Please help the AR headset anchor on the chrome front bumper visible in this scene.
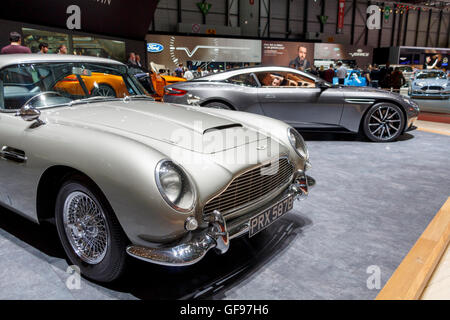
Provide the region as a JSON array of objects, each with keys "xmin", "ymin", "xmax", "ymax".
[{"xmin": 126, "ymin": 172, "xmax": 315, "ymax": 267}]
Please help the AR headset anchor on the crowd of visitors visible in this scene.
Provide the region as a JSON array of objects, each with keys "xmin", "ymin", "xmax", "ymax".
[
  {"xmin": 0, "ymin": 31, "xmax": 68, "ymax": 55},
  {"xmin": 315, "ymin": 62, "xmax": 409, "ymax": 91}
]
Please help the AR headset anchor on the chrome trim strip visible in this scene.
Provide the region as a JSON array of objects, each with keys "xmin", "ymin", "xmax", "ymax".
[{"xmin": 344, "ymin": 98, "xmax": 375, "ymax": 104}]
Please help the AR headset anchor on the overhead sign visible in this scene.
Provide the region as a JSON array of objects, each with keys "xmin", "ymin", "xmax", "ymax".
[
  {"xmin": 0, "ymin": 0, "xmax": 158, "ymax": 40},
  {"xmin": 197, "ymin": 2, "xmax": 212, "ymax": 15},
  {"xmin": 147, "ymin": 43, "xmax": 164, "ymax": 53},
  {"xmin": 146, "ymin": 34, "xmax": 261, "ymax": 67},
  {"xmin": 192, "ymin": 23, "xmax": 201, "ymax": 33},
  {"xmin": 337, "ymin": 0, "xmax": 346, "ymax": 34}
]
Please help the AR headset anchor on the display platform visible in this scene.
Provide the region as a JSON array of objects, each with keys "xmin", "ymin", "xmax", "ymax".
[{"xmin": 0, "ymin": 129, "xmax": 449, "ymax": 300}]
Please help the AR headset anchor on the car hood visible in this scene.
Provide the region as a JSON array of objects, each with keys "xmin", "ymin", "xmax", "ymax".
[
  {"xmin": 412, "ymin": 78, "xmax": 448, "ymax": 86},
  {"xmin": 44, "ymin": 100, "xmax": 267, "ymax": 154}
]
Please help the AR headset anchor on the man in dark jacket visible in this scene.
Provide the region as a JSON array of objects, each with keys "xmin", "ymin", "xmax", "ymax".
[
  {"xmin": 1, "ymin": 32, "xmax": 31, "ymax": 54},
  {"xmin": 322, "ymin": 64, "xmax": 335, "ymax": 83}
]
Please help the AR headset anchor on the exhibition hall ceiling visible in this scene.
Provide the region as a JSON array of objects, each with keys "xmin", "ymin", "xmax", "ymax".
[{"xmin": 395, "ymin": 0, "xmax": 450, "ymax": 9}]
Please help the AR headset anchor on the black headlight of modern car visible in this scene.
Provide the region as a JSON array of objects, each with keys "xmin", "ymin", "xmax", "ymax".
[
  {"xmin": 155, "ymin": 160, "xmax": 196, "ymax": 212},
  {"xmin": 401, "ymin": 96, "xmax": 420, "ymax": 111},
  {"xmin": 288, "ymin": 127, "xmax": 309, "ymax": 160}
]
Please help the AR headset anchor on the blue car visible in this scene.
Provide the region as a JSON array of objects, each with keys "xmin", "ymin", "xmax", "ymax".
[
  {"xmin": 409, "ymin": 70, "xmax": 450, "ymax": 99},
  {"xmin": 333, "ymin": 69, "xmax": 367, "ymax": 86}
]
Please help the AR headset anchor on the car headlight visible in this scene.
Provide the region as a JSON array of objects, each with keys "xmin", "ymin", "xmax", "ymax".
[
  {"xmin": 155, "ymin": 160, "xmax": 196, "ymax": 212},
  {"xmin": 401, "ymin": 96, "xmax": 420, "ymax": 110},
  {"xmin": 288, "ymin": 127, "xmax": 309, "ymax": 160}
]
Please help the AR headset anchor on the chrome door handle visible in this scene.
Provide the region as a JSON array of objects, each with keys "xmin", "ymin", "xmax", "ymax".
[
  {"xmin": 0, "ymin": 146, "xmax": 27, "ymax": 163},
  {"xmin": 264, "ymin": 94, "xmax": 276, "ymax": 99}
]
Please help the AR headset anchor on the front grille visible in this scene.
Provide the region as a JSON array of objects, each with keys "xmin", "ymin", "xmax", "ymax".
[
  {"xmin": 203, "ymin": 157, "xmax": 294, "ymax": 217},
  {"xmin": 421, "ymin": 86, "xmax": 443, "ymax": 91}
]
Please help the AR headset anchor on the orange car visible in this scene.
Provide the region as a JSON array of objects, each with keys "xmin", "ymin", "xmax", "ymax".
[
  {"xmin": 150, "ymin": 72, "xmax": 185, "ymax": 100},
  {"xmin": 54, "ymin": 73, "xmax": 130, "ymax": 98},
  {"xmin": 128, "ymin": 64, "xmax": 186, "ymax": 101}
]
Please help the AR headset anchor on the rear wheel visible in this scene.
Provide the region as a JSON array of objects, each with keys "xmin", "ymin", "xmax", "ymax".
[
  {"xmin": 203, "ymin": 101, "xmax": 232, "ymax": 110},
  {"xmin": 362, "ymin": 103, "xmax": 405, "ymax": 142},
  {"xmin": 92, "ymin": 84, "xmax": 116, "ymax": 97},
  {"xmin": 55, "ymin": 175, "xmax": 127, "ymax": 282}
]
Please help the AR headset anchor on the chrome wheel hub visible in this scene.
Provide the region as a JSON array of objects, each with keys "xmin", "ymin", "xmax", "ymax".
[
  {"xmin": 368, "ymin": 106, "xmax": 401, "ymax": 140},
  {"xmin": 63, "ymin": 191, "xmax": 109, "ymax": 264}
]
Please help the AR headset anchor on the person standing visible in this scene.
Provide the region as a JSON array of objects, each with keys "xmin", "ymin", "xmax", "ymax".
[
  {"xmin": 57, "ymin": 45, "xmax": 67, "ymax": 54},
  {"xmin": 37, "ymin": 42, "xmax": 48, "ymax": 54},
  {"xmin": 370, "ymin": 64, "xmax": 381, "ymax": 88},
  {"xmin": 183, "ymin": 68, "xmax": 194, "ymax": 80},
  {"xmin": 336, "ymin": 62, "xmax": 347, "ymax": 85},
  {"xmin": 174, "ymin": 63, "xmax": 184, "ymax": 77},
  {"xmin": 362, "ymin": 65, "xmax": 371, "ymax": 86},
  {"xmin": 322, "ymin": 64, "xmax": 335, "ymax": 83},
  {"xmin": 135, "ymin": 54, "xmax": 142, "ymax": 67},
  {"xmin": 1, "ymin": 32, "xmax": 31, "ymax": 54},
  {"xmin": 390, "ymin": 67, "xmax": 406, "ymax": 91},
  {"xmin": 127, "ymin": 52, "xmax": 136, "ymax": 65}
]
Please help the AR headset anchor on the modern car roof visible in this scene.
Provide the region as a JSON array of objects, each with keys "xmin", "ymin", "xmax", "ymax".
[
  {"xmin": 0, "ymin": 54, "xmax": 124, "ymax": 69},
  {"xmin": 200, "ymin": 66, "xmax": 318, "ymax": 81}
]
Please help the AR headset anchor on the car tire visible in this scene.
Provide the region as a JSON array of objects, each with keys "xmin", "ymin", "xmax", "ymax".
[
  {"xmin": 203, "ymin": 101, "xmax": 232, "ymax": 110},
  {"xmin": 362, "ymin": 102, "xmax": 405, "ymax": 142},
  {"xmin": 92, "ymin": 84, "xmax": 117, "ymax": 98},
  {"xmin": 55, "ymin": 175, "xmax": 128, "ymax": 282}
]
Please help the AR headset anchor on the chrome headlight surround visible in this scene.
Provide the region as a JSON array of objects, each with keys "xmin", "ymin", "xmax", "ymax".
[
  {"xmin": 155, "ymin": 160, "xmax": 196, "ymax": 213},
  {"xmin": 288, "ymin": 127, "xmax": 309, "ymax": 160}
]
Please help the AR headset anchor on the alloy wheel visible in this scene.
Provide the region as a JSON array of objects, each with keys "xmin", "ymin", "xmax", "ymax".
[{"xmin": 368, "ymin": 106, "xmax": 402, "ymax": 141}]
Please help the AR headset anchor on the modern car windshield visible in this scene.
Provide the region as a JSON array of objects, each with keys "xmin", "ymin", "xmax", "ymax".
[
  {"xmin": 416, "ymin": 71, "xmax": 446, "ymax": 80},
  {"xmin": 0, "ymin": 62, "xmax": 150, "ymax": 110}
]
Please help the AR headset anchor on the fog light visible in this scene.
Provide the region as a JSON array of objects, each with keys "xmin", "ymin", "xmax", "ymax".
[{"xmin": 185, "ymin": 216, "xmax": 198, "ymax": 231}]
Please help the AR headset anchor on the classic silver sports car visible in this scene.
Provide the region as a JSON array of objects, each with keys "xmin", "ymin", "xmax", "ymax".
[
  {"xmin": 164, "ymin": 66, "xmax": 420, "ymax": 142},
  {"xmin": 0, "ymin": 55, "xmax": 314, "ymax": 282},
  {"xmin": 409, "ymin": 70, "xmax": 450, "ymax": 99}
]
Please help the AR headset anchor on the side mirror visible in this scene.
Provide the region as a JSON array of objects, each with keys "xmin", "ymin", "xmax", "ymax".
[
  {"xmin": 16, "ymin": 104, "xmax": 45, "ymax": 127},
  {"xmin": 316, "ymin": 81, "xmax": 329, "ymax": 91}
]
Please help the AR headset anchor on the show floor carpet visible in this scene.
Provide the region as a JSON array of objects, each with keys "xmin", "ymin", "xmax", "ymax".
[{"xmin": 0, "ymin": 130, "xmax": 449, "ymax": 300}]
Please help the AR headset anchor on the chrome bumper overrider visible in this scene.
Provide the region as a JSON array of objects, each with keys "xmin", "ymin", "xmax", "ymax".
[{"xmin": 126, "ymin": 172, "xmax": 315, "ymax": 267}]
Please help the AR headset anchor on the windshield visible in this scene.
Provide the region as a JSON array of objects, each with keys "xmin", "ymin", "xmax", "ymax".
[
  {"xmin": 0, "ymin": 62, "xmax": 149, "ymax": 110},
  {"xmin": 416, "ymin": 71, "xmax": 446, "ymax": 80}
]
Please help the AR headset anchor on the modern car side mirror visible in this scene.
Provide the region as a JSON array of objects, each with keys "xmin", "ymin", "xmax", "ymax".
[{"xmin": 16, "ymin": 104, "xmax": 45, "ymax": 127}]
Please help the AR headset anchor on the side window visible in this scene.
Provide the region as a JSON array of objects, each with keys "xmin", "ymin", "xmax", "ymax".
[
  {"xmin": 256, "ymin": 71, "xmax": 316, "ymax": 88},
  {"xmin": 226, "ymin": 73, "xmax": 258, "ymax": 87},
  {"xmin": 0, "ymin": 65, "xmax": 44, "ymax": 110}
]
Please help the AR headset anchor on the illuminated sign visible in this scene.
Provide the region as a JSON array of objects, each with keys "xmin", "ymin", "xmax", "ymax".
[{"xmin": 147, "ymin": 43, "xmax": 164, "ymax": 53}]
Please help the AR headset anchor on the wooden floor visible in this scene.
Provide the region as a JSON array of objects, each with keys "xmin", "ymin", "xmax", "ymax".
[
  {"xmin": 421, "ymin": 243, "xmax": 450, "ymax": 300},
  {"xmin": 376, "ymin": 198, "xmax": 450, "ymax": 300}
]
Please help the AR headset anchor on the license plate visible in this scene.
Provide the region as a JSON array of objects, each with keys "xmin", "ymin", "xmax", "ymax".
[{"xmin": 248, "ymin": 195, "xmax": 294, "ymax": 238}]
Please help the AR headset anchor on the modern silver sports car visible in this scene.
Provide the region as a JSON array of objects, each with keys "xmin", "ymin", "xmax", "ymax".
[
  {"xmin": 164, "ymin": 66, "xmax": 420, "ymax": 142},
  {"xmin": 409, "ymin": 70, "xmax": 450, "ymax": 99},
  {"xmin": 0, "ymin": 55, "xmax": 314, "ymax": 282}
]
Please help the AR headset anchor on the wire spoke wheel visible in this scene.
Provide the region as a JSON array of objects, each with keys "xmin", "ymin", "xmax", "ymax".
[
  {"xmin": 63, "ymin": 191, "xmax": 110, "ymax": 264},
  {"xmin": 368, "ymin": 105, "xmax": 402, "ymax": 141}
]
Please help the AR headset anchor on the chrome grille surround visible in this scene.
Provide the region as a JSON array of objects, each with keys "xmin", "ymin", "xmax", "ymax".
[{"xmin": 203, "ymin": 156, "xmax": 295, "ymax": 218}]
